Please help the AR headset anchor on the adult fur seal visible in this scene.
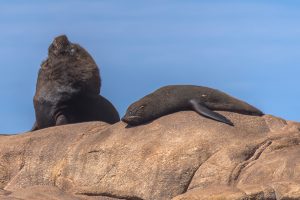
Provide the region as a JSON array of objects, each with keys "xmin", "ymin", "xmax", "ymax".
[
  {"xmin": 32, "ymin": 35, "xmax": 119, "ymax": 131},
  {"xmin": 122, "ymin": 85, "xmax": 263, "ymax": 126}
]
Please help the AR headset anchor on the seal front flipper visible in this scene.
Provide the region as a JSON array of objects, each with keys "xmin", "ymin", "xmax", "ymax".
[
  {"xmin": 55, "ymin": 114, "xmax": 68, "ymax": 126},
  {"xmin": 189, "ymin": 99, "xmax": 234, "ymax": 126},
  {"xmin": 30, "ymin": 121, "xmax": 39, "ymax": 131}
]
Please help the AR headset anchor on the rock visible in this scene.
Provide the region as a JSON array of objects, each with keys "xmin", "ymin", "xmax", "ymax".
[
  {"xmin": 0, "ymin": 111, "xmax": 300, "ymax": 199},
  {"xmin": 0, "ymin": 186, "xmax": 122, "ymax": 200}
]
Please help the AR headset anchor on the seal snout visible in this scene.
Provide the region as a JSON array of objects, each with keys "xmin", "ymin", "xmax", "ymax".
[
  {"xmin": 49, "ymin": 35, "xmax": 71, "ymax": 56},
  {"xmin": 121, "ymin": 115, "xmax": 143, "ymax": 125},
  {"xmin": 53, "ymin": 35, "xmax": 70, "ymax": 46}
]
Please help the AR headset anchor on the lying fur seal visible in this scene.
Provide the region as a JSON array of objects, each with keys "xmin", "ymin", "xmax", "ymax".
[
  {"xmin": 32, "ymin": 35, "xmax": 119, "ymax": 131},
  {"xmin": 122, "ymin": 85, "xmax": 263, "ymax": 126}
]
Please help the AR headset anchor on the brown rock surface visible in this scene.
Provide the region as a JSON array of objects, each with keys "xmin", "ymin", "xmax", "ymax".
[{"xmin": 0, "ymin": 111, "xmax": 300, "ymax": 200}]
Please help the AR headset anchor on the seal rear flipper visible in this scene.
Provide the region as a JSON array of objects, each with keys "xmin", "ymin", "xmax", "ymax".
[{"xmin": 189, "ymin": 99, "xmax": 234, "ymax": 126}]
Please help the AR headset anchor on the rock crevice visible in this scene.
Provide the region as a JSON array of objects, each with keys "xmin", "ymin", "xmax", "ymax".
[{"xmin": 229, "ymin": 140, "xmax": 272, "ymax": 185}]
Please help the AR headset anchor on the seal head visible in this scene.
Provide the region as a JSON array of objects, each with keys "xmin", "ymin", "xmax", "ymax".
[
  {"xmin": 122, "ymin": 91, "xmax": 169, "ymax": 125},
  {"xmin": 122, "ymin": 103, "xmax": 148, "ymax": 125}
]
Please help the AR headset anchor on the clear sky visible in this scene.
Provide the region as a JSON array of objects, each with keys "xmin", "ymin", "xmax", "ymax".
[{"xmin": 1, "ymin": 1, "xmax": 300, "ymax": 133}]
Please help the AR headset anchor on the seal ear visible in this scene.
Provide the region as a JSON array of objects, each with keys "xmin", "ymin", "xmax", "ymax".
[{"xmin": 189, "ymin": 99, "xmax": 234, "ymax": 126}]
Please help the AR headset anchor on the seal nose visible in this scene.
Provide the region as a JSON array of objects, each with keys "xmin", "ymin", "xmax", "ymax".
[
  {"xmin": 121, "ymin": 114, "xmax": 131, "ymax": 123},
  {"xmin": 121, "ymin": 116, "xmax": 143, "ymax": 125},
  {"xmin": 121, "ymin": 116, "xmax": 127, "ymax": 122}
]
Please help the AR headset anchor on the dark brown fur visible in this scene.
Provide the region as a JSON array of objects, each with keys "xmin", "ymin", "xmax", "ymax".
[
  {"xmin": 122, "ymin": 85, "xmax": 263, "ymax": 126},
  {"xmin": 32, "ymin": 35, "xmax": 119, "ymax": 131}
]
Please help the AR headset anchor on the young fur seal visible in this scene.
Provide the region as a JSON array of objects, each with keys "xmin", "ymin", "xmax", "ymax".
[
  {"xmin": 31, "ymin": 35, "xmax": 119, "ymax": 131},
  {"xmin": 122, "ymin": 85, "xmax": 263, "ymax": 126}
]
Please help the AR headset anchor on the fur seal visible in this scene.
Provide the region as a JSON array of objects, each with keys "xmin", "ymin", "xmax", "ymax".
[
  {"xmin": 122, "ymin": 85, "xmax": 263, "ymax": 126},
  {"xmin": 32, "ymin": 35, "xmax": 119, "ymax": 131}
]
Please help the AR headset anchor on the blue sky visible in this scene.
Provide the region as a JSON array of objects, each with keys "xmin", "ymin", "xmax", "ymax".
[{"xmin": 1, "ymin": 1, "xmax": 300, "ymax": 133}]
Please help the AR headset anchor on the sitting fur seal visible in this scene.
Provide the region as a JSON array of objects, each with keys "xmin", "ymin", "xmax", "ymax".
[
  {"xmin": 122, "ymin": 85, "xmax": 263, "ymax": 126},
  {"xmin": 32, "ymin": 35, "xmax": 119, "ymax": 131}
]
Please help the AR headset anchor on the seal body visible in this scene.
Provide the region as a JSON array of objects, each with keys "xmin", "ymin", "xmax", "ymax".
[
  {"xmin": 122, "ymin": 85, "xmax": 263, "ymax": 126},
  {"xmin": 32, "ymin": 35, "xmax": 119, "ymax": 131}
]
